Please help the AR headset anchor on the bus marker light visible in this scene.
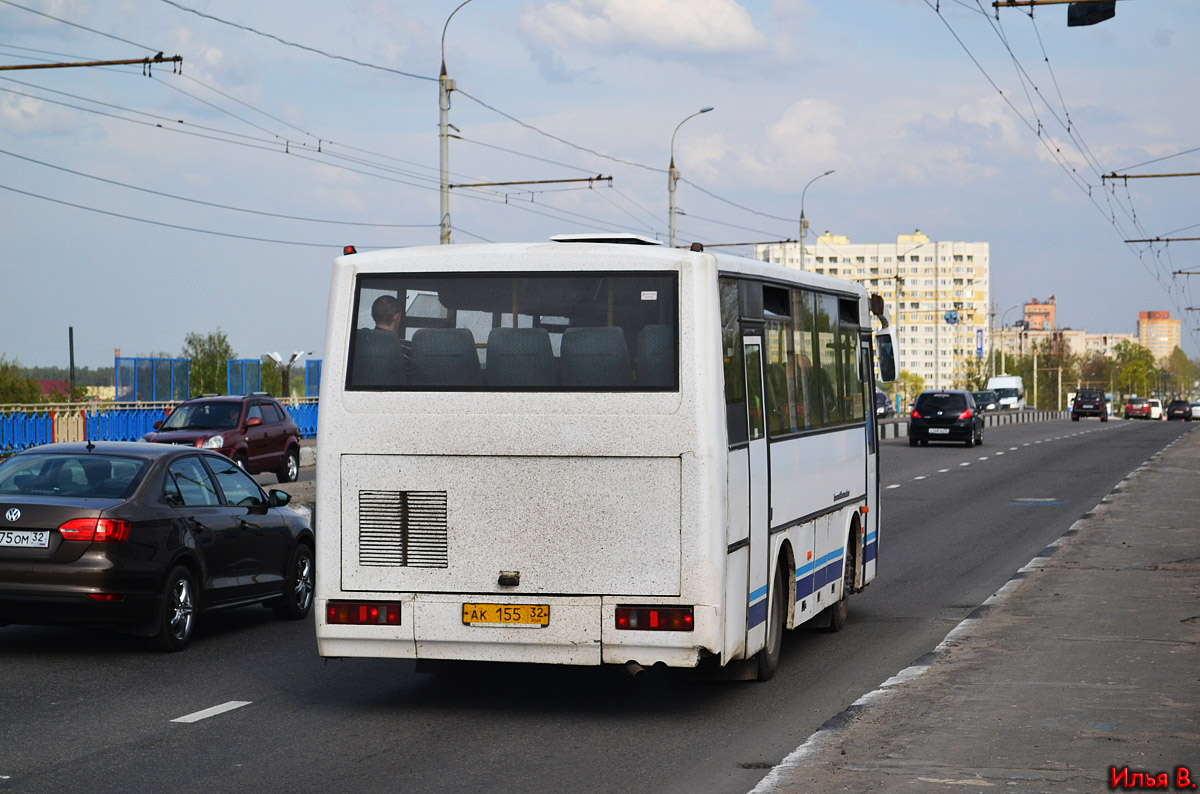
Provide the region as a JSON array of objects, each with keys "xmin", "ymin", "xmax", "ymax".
[
  {"xmin": 615, "ymin": 606, "xmax": 693, "ymax": 631},
  {"xmin": 326, "ymin": 600, "xmax": 400, "ymax": 625}
]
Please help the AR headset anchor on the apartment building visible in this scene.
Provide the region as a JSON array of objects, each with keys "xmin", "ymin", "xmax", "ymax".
[
  {"xmin": 757, "ymin": 231, "xmax": 990, "ymax": 390},
  {"xmin": 993, "ymin": 327, "xmax": 1136, "ymax": 361},
  {"xmin": 1137, "ymin": 311, "xmax": 1181, "ymax": 363}
]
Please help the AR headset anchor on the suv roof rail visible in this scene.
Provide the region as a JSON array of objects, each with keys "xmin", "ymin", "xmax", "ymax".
[{"xmin": 250, "ymin": 391, "xmax": 274, "ymax": 397}]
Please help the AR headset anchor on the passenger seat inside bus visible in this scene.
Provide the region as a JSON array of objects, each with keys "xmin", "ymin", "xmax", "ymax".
[
  {"xmin": 635, "ymin": 324, "xmax": 676, "ymax": 387},
  {"xmin": 411, "ymin": 328, "xmax": 483, "ymax": 387},
  {"xmin": 353, "ymin": 329, "xmax": 409, "ymax": 386},
  {"xmin": 485, "ymin": 327, "xmax": 558, "ymax": 387},
  {"xmin": 559, "ymin": 326, "xmax": 632, "ymax": 387}
]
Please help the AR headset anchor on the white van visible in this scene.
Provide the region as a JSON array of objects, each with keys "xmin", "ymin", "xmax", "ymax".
[{"xmin": 986, "ymin": 375, "xmax": 1025, "ymax": 410}]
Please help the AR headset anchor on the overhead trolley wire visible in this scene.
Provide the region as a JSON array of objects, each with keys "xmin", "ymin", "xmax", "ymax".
[
  {"xmin": 0, "ymin": 0, "xmax": 160, "ymax": 52},
  {"xmin": 0, "ymin": 147, "xmax": 436, "ymax": 228},
  {"xmin": 156, "ymin": 0, "xmax": 436, "ymax": 82}
]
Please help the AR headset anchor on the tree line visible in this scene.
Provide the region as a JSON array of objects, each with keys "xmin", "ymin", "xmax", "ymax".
[
  {"xmin": 885, "ymin": 339, "xmax": 1199, "ymax": 411},
  {"xmin": 1, "ymin": 330, "xmax": 292, "ymax": 404}
]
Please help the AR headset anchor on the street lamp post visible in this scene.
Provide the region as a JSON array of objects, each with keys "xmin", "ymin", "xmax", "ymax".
[
  {"xmin": 439, "ymin": 0, "xmax": 477, "ymax": 245},
  {"xmin": 997, "ymin": 304, "xmax": 1023, "ymax": 376},
  {"xmin": 798, "ymin": 169, "xmax": 835, "ymax": 267},
  {"xmin": 268, "ymin": 351, "xmax": 310, "ymax": 400},
  {"xmin": 668, "ymin": 107, "xmax": 713, "ymax": 248}
]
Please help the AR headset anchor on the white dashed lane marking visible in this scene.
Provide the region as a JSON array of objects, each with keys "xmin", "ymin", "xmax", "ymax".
[{"xmin": 172, "ymin": 701, "xmax": 252, "ymax": 724}]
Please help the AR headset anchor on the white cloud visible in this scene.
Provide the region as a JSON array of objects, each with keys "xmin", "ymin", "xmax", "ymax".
[{"xmin": 520, "ymin": 0, "xmax": 765, "ymax": 56}]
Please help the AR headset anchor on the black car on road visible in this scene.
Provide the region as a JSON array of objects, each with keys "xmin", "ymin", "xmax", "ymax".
[
  {"xmin": 1165, "ymin": 399, "xmax": 1192, "ymax": 421},
  {"xmin": 0, "ymin": 442, "xmax": 314, "ymax": 651},
  {"xmin": 1071, "ymin": 388, "xmax": 1108, "ymax": 422},
  {"xmin": 908, "ymin": 389, "xmax": 984, "ymax": 448}
]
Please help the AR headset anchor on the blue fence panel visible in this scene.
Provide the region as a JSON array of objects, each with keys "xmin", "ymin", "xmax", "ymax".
[
  {"xmin": 0, "ymin": 412, "xmax": 53, "ymax": 453},
  {"xmin": 2, "ymin": 402, "xmax": 318, "ymax": 453},
  {"xmin": 287, "ymin": 402, "xmax": 318, "ymax": 439},
  {"xmin": 227, "ymin": 359, "xmax": 263, "ymax": 395},
  {"xmin": 115, "ymin": 357, "xmax": 189, "ymax": 402},
  {"xmin": 305, "ymin": 360, "xmax": 322, "ymax": 398},
  {"xmin": 84, "ymin": 407, "xmax": 167, "ymax": 442}
]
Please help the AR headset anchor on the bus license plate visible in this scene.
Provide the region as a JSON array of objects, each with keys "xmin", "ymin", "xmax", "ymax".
[
  {"xmin": 462, "ymin": 603, "xmax": 550, "ymax": 627},
  {"xmin": 928, "ymin": 428, "xmax": 950, "ymax": 434},
  {"xmin": 0, "ymin": 530, "xmax": 50, "ymax": 548}
]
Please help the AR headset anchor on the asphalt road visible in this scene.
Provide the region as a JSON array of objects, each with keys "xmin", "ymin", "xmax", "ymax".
[{"xmin": 0, "ymin": 418, "xmax": 1189, "ymax": 794}]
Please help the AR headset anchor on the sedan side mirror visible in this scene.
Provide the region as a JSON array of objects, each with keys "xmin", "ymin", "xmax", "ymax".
[
  {"xmin": 246, "ymin": 417, "xmax": 263, "ymax": 428},
  {"xmin": 152, "ymin": 420, "xmax": 163, "ymax": 430},
  {"xmin": 268, "ymin": 489, "xmax": 291, "ymax": 507}
]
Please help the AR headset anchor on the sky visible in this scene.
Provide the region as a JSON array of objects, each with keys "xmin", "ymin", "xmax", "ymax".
[{"xmin": 2, "ymin": 0, "xmax": 1198, "ymax": 369}]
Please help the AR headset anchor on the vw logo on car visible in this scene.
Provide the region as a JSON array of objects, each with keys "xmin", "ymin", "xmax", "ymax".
[{"xmin": 5, "ymin": 508, "xmax": 19, "ymax": 522}]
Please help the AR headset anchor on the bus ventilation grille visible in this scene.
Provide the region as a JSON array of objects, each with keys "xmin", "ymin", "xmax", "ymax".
[{"xmin": 358, "ymin": 490, "xmax": 449, "ymax": 568}]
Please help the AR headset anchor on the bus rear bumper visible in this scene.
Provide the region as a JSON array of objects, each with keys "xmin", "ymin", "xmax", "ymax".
[{"xmin": 316, "ymin": 597, "xmax": 719, "ymax": 668}]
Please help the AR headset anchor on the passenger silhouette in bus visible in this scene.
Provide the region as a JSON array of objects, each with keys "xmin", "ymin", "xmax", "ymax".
[{"xmin": 353, "ymin": 295, "xmax": 409, "ymax": 386}]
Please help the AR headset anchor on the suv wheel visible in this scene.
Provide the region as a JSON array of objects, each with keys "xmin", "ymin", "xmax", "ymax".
[{"xmin": 277, "ymin": 448, "xmax": 299, "ymax": 483}]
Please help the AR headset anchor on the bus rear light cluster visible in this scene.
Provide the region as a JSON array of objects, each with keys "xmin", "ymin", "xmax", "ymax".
[
  {"xmin": 326, "ymin": 601, "xmax": 401, "ymax": 626},
  {"xmin": 615, "ymin": 606, "xmax": 694, "ymax": 631}
]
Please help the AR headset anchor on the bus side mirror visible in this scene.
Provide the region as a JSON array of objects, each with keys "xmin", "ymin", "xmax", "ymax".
[{"xmin": 875, "ymin": 330, "xmax": 896, "ymax": 383}]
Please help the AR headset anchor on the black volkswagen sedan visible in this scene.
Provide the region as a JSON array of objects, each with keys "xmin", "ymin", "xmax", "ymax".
[
  {"xmin": 908, "ymin": 389, "xmax": 984, "ymax": 448},
  {"xmin": 0, "ymin": 442, "xmax": 314, "ymax": 651}
]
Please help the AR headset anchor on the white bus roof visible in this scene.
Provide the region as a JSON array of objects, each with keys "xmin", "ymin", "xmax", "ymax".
[{"xmin": 337, "ymin": 241, "xmax": 867, "ymax": 298}]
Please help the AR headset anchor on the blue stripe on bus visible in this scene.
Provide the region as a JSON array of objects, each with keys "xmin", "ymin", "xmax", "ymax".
[
  {"xmin": 748, "ymin": 598, "xmax": 768, "ymax": 629},
  {"xmin": 749, "ymin": 544, "xmax": 858, "ymax": 626},
  {"xmin": 864, "ymin": 540, "xmax": 877, "ymax": 563},
  {"xmin": 796, "ymin": 547, "xmax": 844, "ymax": 600}
]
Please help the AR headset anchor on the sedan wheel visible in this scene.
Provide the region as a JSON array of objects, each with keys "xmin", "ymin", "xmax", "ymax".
[
  {"xmin": 272, "ymin": 545, "xmax": 314, "ymax": 620},
  {"xmin": 150, "ymin": 565, "xmax": 196, "ymax": 652}
]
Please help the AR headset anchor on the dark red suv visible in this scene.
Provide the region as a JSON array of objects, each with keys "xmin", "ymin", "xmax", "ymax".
[{"xmin": 142, "ymin": 394, "xmax": 302, "ymax": 482}]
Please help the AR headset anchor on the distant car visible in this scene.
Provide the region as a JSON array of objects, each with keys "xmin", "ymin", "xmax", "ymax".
[
  {"xmin": 142, "ymin": 394, "xmax": 301, "ymax": 483},
  {"xmin": 1192, "ymin": 403, "xmax": 1200, "ymax": 421},
  {"xmin": 1071, "ymin": 388, "xmax": 1108, "ymax": 422},
  {"xmin": 908, "ymin": 389, "xmax": 984, "ymax": 448},
  {"xmin": 971, "ymin": 390, "xmax": 1000, "ymax": 412},
  {"xmin": 0, "ymin": 442, "xmax": 314, "ymax": 651},
  {"xmin": 1165, "ymin": 399, "xmax": 1192, "ymax": 421},
  {"xmin": 1148, "ymin": 399, "xmax": 1163, "ymax": 420},
  {"xmin": 875, "ymin": 391, "xmax": 895, "ymax": 418},
  {"xmin": 1124, "ymin": 398, "xmax": 1150, "ymax": 420}
]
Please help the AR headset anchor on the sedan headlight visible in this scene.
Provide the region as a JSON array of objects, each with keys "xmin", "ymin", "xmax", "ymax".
[{"xmin": 201, "ymin": 435, "xmax": 225, "ymax": 449}]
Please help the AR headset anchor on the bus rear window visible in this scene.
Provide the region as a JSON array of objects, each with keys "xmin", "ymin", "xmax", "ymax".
[{"xmin": 346, "ymin": 272, "xmax": 679, "ymax": 392}]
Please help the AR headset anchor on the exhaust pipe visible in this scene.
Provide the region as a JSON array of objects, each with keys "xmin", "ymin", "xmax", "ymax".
[{"xmin": 624, "ymin": 661, "xmax": 645, "ymax": 678}]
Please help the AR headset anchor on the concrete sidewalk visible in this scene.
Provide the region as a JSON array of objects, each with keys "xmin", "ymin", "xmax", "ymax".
[{"xmin": 754, "ymin": 428, "xmax": 1200, "ymax": 794}]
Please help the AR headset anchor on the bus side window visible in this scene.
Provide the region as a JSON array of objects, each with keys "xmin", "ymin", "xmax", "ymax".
[
  {"xmin": 720, "ymin": 279, "xmax": 748, "ymax": 446},
  {"xmin": 793, "ymin": 289, "xmax": 816, "ymax": 430},
  {"xmin": 814, "ymin": 292, "xmax": 844, "ymax": 427},
  {"xmin": 839, "ymin": 298, "xmax": 864, "ymax": 422}
]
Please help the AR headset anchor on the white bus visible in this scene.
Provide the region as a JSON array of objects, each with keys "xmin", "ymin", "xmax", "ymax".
[{"xmin": 314, "ymin": 236, "xmax": 896, "ymax": 680}]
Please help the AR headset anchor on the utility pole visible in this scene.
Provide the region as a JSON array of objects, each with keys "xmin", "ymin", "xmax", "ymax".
[{"xmin": 439, "ymin": 0, "xmax": 478, "ymax": 245}]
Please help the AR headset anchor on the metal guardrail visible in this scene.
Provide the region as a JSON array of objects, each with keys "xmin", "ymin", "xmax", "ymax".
[
  {"xmin": 0, "ymin": 398, "xmax": 319, "ymax": 454},
  {"xmin": 876, "ymin": 409, "xmax": 1070, "ymax": 440}
]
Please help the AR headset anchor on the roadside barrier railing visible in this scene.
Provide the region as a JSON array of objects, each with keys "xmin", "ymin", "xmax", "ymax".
[{"xmin": 0, "ymin": 398, "xmax": 319, "ymax": 454}]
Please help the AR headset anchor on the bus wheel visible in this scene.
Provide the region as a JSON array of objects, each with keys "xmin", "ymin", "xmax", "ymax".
[
  {"xmin": 757, "ymin": 565, "xmax": 786, "ymax": 681},
  {"xmin": 825, "ymin": 536, "xmax": 855, "ymax": 633}
]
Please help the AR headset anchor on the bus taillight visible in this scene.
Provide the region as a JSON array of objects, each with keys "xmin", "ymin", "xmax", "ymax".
[
  {"xmin": 326, "ymin": 601, "xmax": 401, "ymax": 625},
  {"xmin": 615, "ymin": 606, "xmax": 694, "ymax": 631}
]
